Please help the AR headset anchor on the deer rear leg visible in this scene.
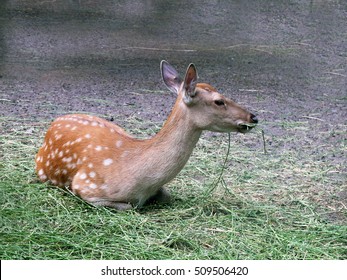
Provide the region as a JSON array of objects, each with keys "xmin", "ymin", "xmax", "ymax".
[{"xmin": 70, "ymin": 171, "xmax": 133, "ymax": 211}]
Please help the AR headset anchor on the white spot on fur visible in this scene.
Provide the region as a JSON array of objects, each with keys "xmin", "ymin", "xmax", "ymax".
[
  {"xmin": 122, "ymin": 151, "xmax": 129, "ymax": 158},
  {"xmin": 62, "ymin": 157, "xmax": 72, "ymax": 163},
  {"xmin": 85, "ymin": 134, "xmax": 91, "ymax": 139},
  {"xmin": 89, "ymin": 183, "xmax": 97, "ymax": 189},
  {"xmin": 89, "ymin": 171, "xmax": 96, "ymax": 178},
  {"xmin": 79, "ymin": 173, "xmax": 87, "ymax": 180},
  {"xmin": 103, "ymin": 158, "xmax": 113, "ymax": 166},
  {"xmin": 38, "ymin": 169, "xmax": 44, "ymax": 176},
  {"xmin": 67, "ymin": 163, "xmax": 76, "ymax": 169},
  {"xmin": 116, "ymin": 140, "xmax": 123, "ymax": 148},
  {"xmin": 95, "ymin": 146, "xmax": 102, "ymax": 151},
  {"xmin": 88, "ymin": 163, "xmax": 93, "ymax": 168}
]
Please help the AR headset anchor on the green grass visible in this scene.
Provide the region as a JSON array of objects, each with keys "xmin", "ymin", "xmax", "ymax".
[{"xmin": 0, "ymin": 117, "xmax": 346, "ymax": 259}]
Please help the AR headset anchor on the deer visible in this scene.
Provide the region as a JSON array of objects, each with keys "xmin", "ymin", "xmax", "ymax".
[{"xmin": 35, "ymin": 60, "xmax": 258, "ymax": 210}]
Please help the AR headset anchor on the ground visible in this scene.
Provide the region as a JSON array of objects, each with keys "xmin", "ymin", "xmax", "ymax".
[{"xmin": 0, "ymin": 1, "xmax": 346, "ymax": 259}]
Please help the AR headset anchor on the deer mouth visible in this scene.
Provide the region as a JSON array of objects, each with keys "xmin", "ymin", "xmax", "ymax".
[{"xmin": 237, "ymin": 123, "xmax": 257, "ymax": 133}]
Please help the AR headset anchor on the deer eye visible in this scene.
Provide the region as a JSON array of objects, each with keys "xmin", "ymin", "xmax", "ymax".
[{"xmin": 214, "ymin": 100, "xmax": 225, "ymax": 106}]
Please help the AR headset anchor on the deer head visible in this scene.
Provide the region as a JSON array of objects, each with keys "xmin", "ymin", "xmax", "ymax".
[{"xmin": 161, "ymin": 60, "xmax": 258, "ymax": 133}]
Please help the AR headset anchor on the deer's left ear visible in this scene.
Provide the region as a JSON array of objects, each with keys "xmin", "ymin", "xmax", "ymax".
[
  {"xmin": 183, "ymin": 63, "xmax": 198, "ymax": 104},
  {"xmin": 184, "ymin": 63, "xmax": 198, "ymax": 96}
]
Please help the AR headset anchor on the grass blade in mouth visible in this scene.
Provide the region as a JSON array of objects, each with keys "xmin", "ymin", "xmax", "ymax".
[{"xmin": 244, "ymin": 123, "xmax": 258, "ymax": 129}]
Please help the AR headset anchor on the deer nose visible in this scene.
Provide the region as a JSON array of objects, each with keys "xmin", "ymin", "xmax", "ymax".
[{"xmin": 250, "ymin": 113, "xmax": 258, "ymax": 124}]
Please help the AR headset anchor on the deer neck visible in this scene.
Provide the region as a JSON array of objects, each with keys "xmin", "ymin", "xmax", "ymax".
[
  {"xmin": 154, "ymin": 101, "xmax": 202, "ymax": 156},
  {"xmin": 138, "ymin": 100, "xmax": 202, "ymax": 184}
]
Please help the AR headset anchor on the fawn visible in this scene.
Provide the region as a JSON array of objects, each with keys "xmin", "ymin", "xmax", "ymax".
[{"xmin": 35, "ymin": 61, "xmax": 258, "ymax": 210}]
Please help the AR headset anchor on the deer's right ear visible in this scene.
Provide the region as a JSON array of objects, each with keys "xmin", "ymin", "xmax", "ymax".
[{"xmin": 161, "ymin": 60, "xmax": 182, "ymax": 94}]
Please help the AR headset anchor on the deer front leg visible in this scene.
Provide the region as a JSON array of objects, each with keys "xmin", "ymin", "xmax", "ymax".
[
  {"xmin": 146, "ymin": 187, "xmax": 172, "ymax": 205},
  {"xmin": 89, "ymin": 200, "xmax": 133, "ymax": 211}
]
